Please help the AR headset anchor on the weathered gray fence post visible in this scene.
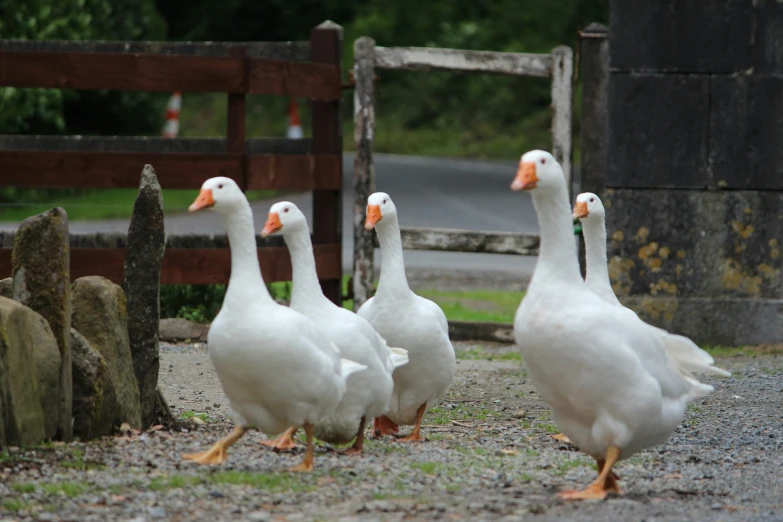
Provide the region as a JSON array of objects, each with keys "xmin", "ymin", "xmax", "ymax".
[
  {"xmin": 352, "ymin": 36, "xmax": 377, "ymax": 311},
  {"xmin": 122, "ymin": 165, "xmax": 170, "ymax": 427},
  {"xmin": 578, "ymin": 23, "xmax": 609, "ymax": 277},
  {"xmin": 550, "ymin": 45, "xmax": 574, "ymax": 197}
]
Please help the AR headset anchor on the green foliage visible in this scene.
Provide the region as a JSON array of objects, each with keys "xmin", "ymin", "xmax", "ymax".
[
  {"xmin": 0, "ymin": 0, "xmax": 166, "ymax": 135},
  {"xmin": 159, "ymin": 282, "xmax": 295, "ymax": 323}
]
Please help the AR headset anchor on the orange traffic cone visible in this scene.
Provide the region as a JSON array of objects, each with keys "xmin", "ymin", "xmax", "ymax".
[
  {"xmin": 162, "ymin": 92, "xmax": 182, "ymax": 138},
  {"xmin": 287, "ymin": 98, "xmax": 303, "ymax": 139}
]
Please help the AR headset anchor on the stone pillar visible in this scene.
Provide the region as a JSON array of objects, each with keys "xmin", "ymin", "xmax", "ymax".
[
  {"xmin": 12, "ymin": 207, "xmax": 72, "ymax": 441},
  {"xmin": 604, "ymin": 0, "xmax": 783, "ymax": 344},
  {"xmin": 122, "ymin": 165, "xmax": 168, "ymax": 427}
]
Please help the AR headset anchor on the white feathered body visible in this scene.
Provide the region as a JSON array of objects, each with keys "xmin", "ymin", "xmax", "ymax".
[
  {"xmin": 290, "ymin": 299, "xmax": 402, "ymax": 444},
  {"xmin": 358, "ymin": 292, "xmax": 456, "ymax": 426},
  {"xmin": 515, "ymin": 281, "xmax": 713, "ymax": 461},
  {"xmin": 208, "ymin": 300, "xmax": 353, "ymax": 436}
]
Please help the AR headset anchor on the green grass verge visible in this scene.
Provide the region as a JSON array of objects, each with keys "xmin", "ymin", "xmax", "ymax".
[
  {"xmin": 0, "ymin": 189, "xmax": 277, "ymax": 222},
  {"xmin": 416, "ymin": 288, "xmax": 524, "ymax": 323}
]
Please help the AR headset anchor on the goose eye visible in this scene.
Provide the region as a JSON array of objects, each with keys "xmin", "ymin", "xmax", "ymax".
[
  {"xmin": 590, "ymin": 198, "xmax": 595, "ymax": 202},
  {"xmin": 540, "ymin": 158, "xmax": 546, "ymax": 165},
  {"xmin": 284, "ymin": 207, "xmax": 289, "ymax": 213},
  {"xmin": 217, "ymin": 184, "xmax": 224, "ymax": 189},
  {"xmin": 383, "ymin": 199, "xmax": 387, "ymax": 204}
]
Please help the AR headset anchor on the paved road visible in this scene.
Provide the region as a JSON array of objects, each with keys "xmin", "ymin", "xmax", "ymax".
[{"xmin": 1, "ymin": 153, "xmax": 546, "ymax": 277}]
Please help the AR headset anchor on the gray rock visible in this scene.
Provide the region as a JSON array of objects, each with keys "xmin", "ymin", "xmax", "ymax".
[
  {"xmin": 0, "ymin": 277, "xmax": 11, "ymax": 299},
  {"xmin": 71, "ymin": 327, "xmax": 117, "ymax": 439},
  {"xmin": 609, "ymin": 0, "xmax": 753, "ymax": 73},
  {"xmin": 607, "ymin": 74, "xmax": 710, "ymax": 189},
  {"xmin": 71, "ymin": 276, "xmax": 142, "ymax": 430},
  {"xmin": 0, "ymin": 296, "xmax": 62, "ymax": 446},
  {"xmin": 604, "ymin": 188, "xmax": 782, "ymax": 344},
  {"xmin": 159, "ymin": 318, "xmax": 209, "ymax": 343},
  {"xmin": 123, "ymin": 165, "xmax": 168, "ymax": 427},
  {"xmin": 709, "ymin": 75, "xmax": 783, "ymax": 191},
  {"xmin": 11, "ymin": 207, "xmax": 72, "ymax": 441}
]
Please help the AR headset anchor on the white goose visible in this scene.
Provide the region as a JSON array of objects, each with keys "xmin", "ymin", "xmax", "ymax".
[
  {"xmin": 358, "ymin": 192, "xmax": 456, "ymax": 442},
  {"xmin": 573, "ymin": 192, "xmax": 730, "ymax": 380},
  {"xmin": 257, "ymin": 201, "xmax": 408, "ymax": 455},
  {"xmin": 184, "ymin": 178, "xmax": 366, "ymax": 472},
  {"xmin": 511, "ymin": 151, "xmax": 728, "ymax": 499}
]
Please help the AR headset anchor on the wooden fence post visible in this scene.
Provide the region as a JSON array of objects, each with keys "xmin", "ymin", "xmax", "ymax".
[
  {"xmin": 310, "ymin": 21, "xmax": 344, "ymax": 305},
  {"xmin": 577, "ymin": 23, "xmax": 609, "ymax": 277},
  {"xmin": 550, "ymin": 45, "xmax": 574, "ymax": 198},
  {"xmin": 227, "ymin": 46, "xmax": 247, "ymax": 187},
  {"xmin": 352, "ymin": 37, "xmax": 376, "ymax": 311}
]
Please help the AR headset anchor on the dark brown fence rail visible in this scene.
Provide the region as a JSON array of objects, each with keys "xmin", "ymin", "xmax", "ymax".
[{"xmin": 0, "ymin": 21, "xmax": 345, "ymax": 302}]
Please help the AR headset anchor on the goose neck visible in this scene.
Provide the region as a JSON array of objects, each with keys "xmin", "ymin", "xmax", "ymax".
[
  {"xmin": 375, "ymin": 217, "xmax": 411, "ymax": 296},
  {"xmin": 284, "ymin": 228, "xmax": 330, "ymax": 308},
  {"xmin": 221, "ymin": 203, "xmax": 272, "ymax": 304},
  {"xmin": 581, "ymin": 218, "xmax": 613, "ymax": 293},
  {"xmin": 529, "ymin": 186, "xmax": 584, "ymax": 289}
]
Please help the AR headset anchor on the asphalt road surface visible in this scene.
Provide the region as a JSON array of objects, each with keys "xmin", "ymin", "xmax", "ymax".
[{"xmin": 1, "ymin": 153, "xmax": 545, "ymax": 278}]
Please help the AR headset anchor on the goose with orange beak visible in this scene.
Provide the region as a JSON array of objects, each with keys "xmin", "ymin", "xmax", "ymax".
[
  {"xmin": 357, "ymin": 192, "xmax": 456, "ymax": 443},
  {"xmin": 510, "ymin": 151, "xmax": 726, "ymax": 500},
  {"xmin": 572, "ymin": 191, "xmax": 729, "ymax": 373},
  {"xmin": 256, "ymin": 201, "xmax": 408, "ymax": 455},
  {"xmin": 181, "ymin": 177, "xmax": 367, "ymax": 472}
]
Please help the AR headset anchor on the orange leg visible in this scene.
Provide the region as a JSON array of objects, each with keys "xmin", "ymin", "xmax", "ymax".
[
  {"xmin": 558, "ymin": 445, "xmax": 622, "ymax": 500},
  {"xmin": 341, "ymin": 416, "xmax": 367, "ymax": 456},
  {"xmin": 398, "ymin": 403, "xmax": 426, "ymax": 443},
  {"xmin": 290, "ymin": 423, "xmax": 315, "ymax": 472},
  {"xmin": 372, "ymin": 414, "xmax": 399, "ymax": 439},
  {"xmin": 259, "ymin": 426, "xmax": 298, "ymax": 451},
  {"xmin": 552, "ymin": 433, "xmax": 572, "ymax": 443},
  {"xmin": 182, "ymin": 425, "xmax": 246, "ymax": 465}
]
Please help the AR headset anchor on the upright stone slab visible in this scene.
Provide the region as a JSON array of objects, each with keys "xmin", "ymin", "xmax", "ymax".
[
  {"xmin": 122, "ymin": 165, "xmax": 167, "ymax": 427},
  {"xmin": 71, "ymin": 276, "xmax": 142, "ymax": 430},
  {"xmin": 0, "ymin": 278, "xmax": 11, "ymax": 299},
  {"xmin": 11, "ymin": 207, "xmax": 72, "ymax": 441},
  {"xmin": 0, "ymin": 297, "xmax": 61, "ymax": 446},
  {"xmin": 71, "ymin": 328, "xmax": 117, "ymax": 439}
]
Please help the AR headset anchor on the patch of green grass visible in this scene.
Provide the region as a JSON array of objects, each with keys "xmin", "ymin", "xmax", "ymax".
[
  {"xmin": 2, "ymin": 498, "xmax": 28, "ymax": 512},
  {"xmin": 178, "ymin": 411, "xmax": 215, "ymax": 423},
  {"xmin": 10, "ymin": 482, "xmax": 36, "ymax": 493},
  {"xmin": 416, "ymin": 289, "xmax": 524, "ymax": 324},
  {"xmin": 410, "ymin": 461, "xmax": 456, "ymax": 477},
  {"xmin": 59, "ymin": 447, "xmax": 104, "ymax": 471},
  {"xmin": 41, "ymin": 481, "xmax": 90, "ymax": 497},
  {"xmin": 538, "ymin": 422, "xmax": 560, "ymax": 434},
  {"xmin": 209, "ymin": 471, "xmax": 313, "ymax": 491},
  {"xmin": 148, "ymin": 471, "xmax": 311, "ymax": 492},
  {"xmin": 0, "ymin": 188, "xmax": 278, "ymax": 222},
  {"xmin": 456, "ymin": 346, "xmax": 521, "ymax": 361},
  {"xmin": 553, "ymin": 457, "xmax": 593, "ymax": 476},
  {"xmin": 701, "ymin": 345, "xmax": 783, "ymax": 357}
]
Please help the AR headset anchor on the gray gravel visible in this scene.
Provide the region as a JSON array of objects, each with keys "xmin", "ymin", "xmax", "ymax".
[{"xmin": 2, "ymin": 342, "xmax": 782, "ymax": 522}]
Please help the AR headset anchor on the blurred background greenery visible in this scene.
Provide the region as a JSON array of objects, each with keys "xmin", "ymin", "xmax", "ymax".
[
  {"xmin": 1, "ymin": 0, "xmax": 607, "ymax": 158},
  {"xmin": 0, "ymin": 0, "xmax": 607, "ymax": 320}
]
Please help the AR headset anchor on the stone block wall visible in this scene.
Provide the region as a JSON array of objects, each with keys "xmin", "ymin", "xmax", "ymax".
[{"xmin": 605, "ymin": 0, "xmax": 783, "ymax": 344}]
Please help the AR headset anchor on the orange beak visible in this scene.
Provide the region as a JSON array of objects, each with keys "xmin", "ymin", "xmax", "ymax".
[
  {"xmin": 189, "ymin": 189, "xmax": 215, "ymax": 212},
  {"xmin": 365, "ymin": 204, "xmax": 382, "ymax": 230},
  {"xmin": 261, "ymin": 212, "xmax": 283, "ymax": 237},
  {"xmin": 511, "ymin": 162, "xmax": 538, "ymax": 191},
  {"xmin": 572, "ymin": 201, "xmax": 589, "ymax": 219}
]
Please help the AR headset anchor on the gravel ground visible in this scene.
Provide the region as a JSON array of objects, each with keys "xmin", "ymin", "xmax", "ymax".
[{"xmin": 2, "ymin": 342, "xmax": 782, "ymax": 522}]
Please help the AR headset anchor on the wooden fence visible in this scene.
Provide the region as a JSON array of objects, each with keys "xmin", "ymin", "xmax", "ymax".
[
  {"xmin": 0, "ymin": 21, "xmax": 345, "ymax": 303},
  {"xmin": 351, "ymin": 38, "xmax": 574, "ymax": 309}
]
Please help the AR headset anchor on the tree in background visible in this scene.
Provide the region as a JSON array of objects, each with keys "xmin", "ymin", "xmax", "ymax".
[{"xmin": 0, "ymin": 0, "xmax": 166, "ymax": 135}]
